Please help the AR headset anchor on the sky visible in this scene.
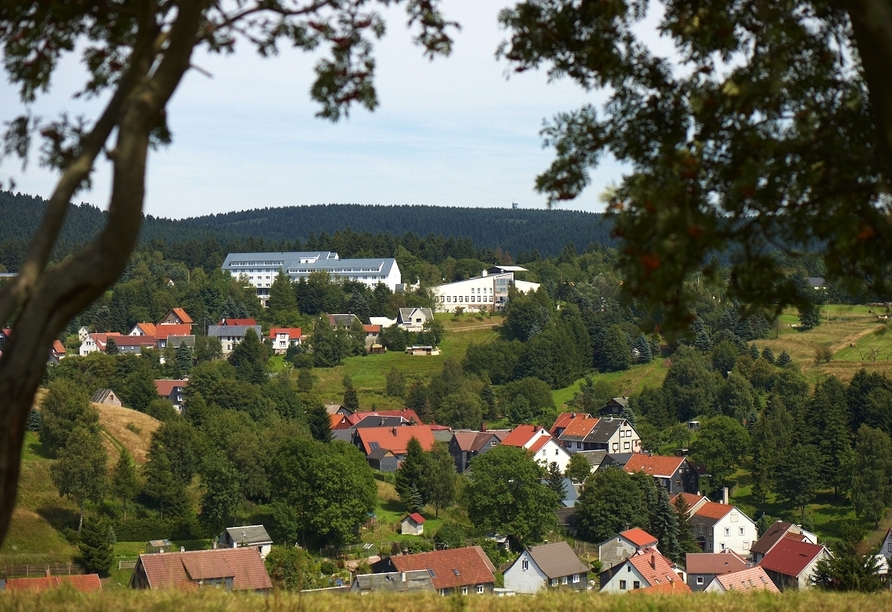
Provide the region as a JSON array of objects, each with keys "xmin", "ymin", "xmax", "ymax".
[{"xmin": 0, "ymin": 1, "xmax": 628, "ymax": 219}]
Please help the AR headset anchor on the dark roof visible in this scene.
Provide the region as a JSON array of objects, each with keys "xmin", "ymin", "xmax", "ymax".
[
  {"xmin": 605, "ymin": 453, "xmax": 635, "ymax": 467},
  {"xmin": 583, "ymin": 418, "xmax": 627, "ymax": 445},
  {"xmin": 758, "ymin": 536, "xmax": 827, "ymax": 578},
  {"xmin": 685, "ymin": 551, "xmax": 747, "ymax": 575},
  {"xmin": 524, "ymin": 541, "xmax": 589, "ymax": 579},
  {"xmin": 352, "ymin": 570, "xmax": 435, "ymax": 593},
  {"xmin": 750, "ymin": 521, "xmax": 795, "ymax": 556},
  {"xmin": 224, "ymin": 525, "xmax": 272, "ymax": 546},
  {"xmin": 576, "ymin": 450, "xmax": 608, "ymax": 468}
]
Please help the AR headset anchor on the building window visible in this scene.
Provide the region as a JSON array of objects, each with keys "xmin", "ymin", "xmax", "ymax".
[
  {"xmin": 623, "ymin": 442, "xmax": 630, "ymax": 450},
  {"xmin": 724, "ymin": 528, "xmax": 730, "ymax": 537},
  {"xmin": 562, "ymin": 576, "xmax": 568, "ymax": 585},
  {"xmin": 739, "ymin": 527, "xmax": 745, "ymax": 536},
  {"xmin": 461, "ymin": 587, "xmax": 468, "ymax": 595},
  {"xmin": 572, "ymin": 574, "xmax": 579, "ymax": 584},
  {"xmin": 696, "ymin": 576, "xmax": 704, "ymax": 585},
  {"xmin": 619, "ymin": 580, "xmax": 627, "ymax": 590},
  {"xmin": 697, "ymin": 525, "xmax": 703, "ymax": 534},
  {"xmin": 476, "ymin": 585, "xmax": 484, "ymax": 594},
  {"xmin": 744, "ymin": 541, "xmax": 750, "ymax": 550},
  {"xmin": 551, "ymin": 579, "xmax": 558, "ymax": 587},
  {"xmin": 633, "ymin": 581, "xmax": 640, "ymax": 589},
  {"xmin": 522, "ymin": 559, "xmax": 529, "ymax": 570}
]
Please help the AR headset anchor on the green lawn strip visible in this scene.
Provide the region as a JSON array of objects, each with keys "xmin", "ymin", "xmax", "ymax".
[
  {"xmin": 100, "ymin": 428, "xmax": 125, "ymax": 454},
  {"xmin": 21, "ymin": 431, "xmax": 50, "ymax": 462}
]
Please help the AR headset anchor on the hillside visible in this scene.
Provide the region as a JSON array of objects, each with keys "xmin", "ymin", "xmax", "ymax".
[{"xmin": 94, "ymin": 403, "xmax": 161, "ymax": 465}]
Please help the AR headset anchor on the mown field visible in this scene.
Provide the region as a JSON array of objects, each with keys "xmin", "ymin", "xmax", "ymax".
[{"xmin": 0, "ymin": 589, "xmax": 890, "ymax": 612}]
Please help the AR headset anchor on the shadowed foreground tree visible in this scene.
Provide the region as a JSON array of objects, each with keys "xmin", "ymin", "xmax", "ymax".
[
  {"xmin": 0, "ymin": 0, "xmax": 456, "ymax": 547},
  {"xmin": 499, "ymin": 1, "xmax": 892, "ymax": 330}
]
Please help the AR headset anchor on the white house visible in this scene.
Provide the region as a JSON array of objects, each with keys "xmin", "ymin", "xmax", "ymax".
[
  {"xmin": 397, "ymin": 307, "xmax": 434, "ymax": 332},
  {"xmin": 597, "ymin": 528, "xmax": 659, "ymax": 571},
  {"xmin": 400, "ymin": 513, "xmax": 426, "ymax": 536},
  {"xmin": 501, "ymin": 424, "xmax": 573, "ymax": 473},
  {"xmin": 221, "ymin": 251, "xmax": 402, "ymax": 304},
  {"xmin": 220, "ymin": 525, "xmax": 273, "ymax": 559},
  {"xmin": 268, "ymin": 327, "xmax": 302, "ymax": 355},
  {"xmin": 599, "ymin": 550, "xmax": 685, "ymax": 592},
  {"xmin": 207, "ymin": 319, "xmax": 262, "ymax": 355},
  {"xmin": 682, "ymin": 495, "xmax": 757, "ymax": 557},
  {"xmin": 431, "ymin": 266, "xmax": 540, "ymax": 313},
  {"xmin": 503, "ymin": 541, "xmax": 589, "ymax": 593},
  {"xmin": 550, "ymin": 413, "xmax": 641, "ymax": 454}
]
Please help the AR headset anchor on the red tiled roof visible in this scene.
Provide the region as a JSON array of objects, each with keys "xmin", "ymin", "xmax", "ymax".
[
  {"xmin": 713, "ymin": 566, "xmax": 780, "ymax": 593},
  {"xmin": 528, "ymin": 436, "xmax": 551, "ymax": 454},
  {"xmin": 694, "ymin": 501, "xmax": 733, "ymax": 521},
  {"xmin": 330, "ymin": 414, "xmax": 350, "ymax": 430},
  {"xmin": 624, "ymin": 453, "xmax": 685, "ymax": 478},
  {"xmin": 631, "ymin": 580, "xmax": 692, "ymax": 594},
  {"xmin": 559, "ymin": 414, "xmax": 600, "ymax": 439},
  {"xmin": 155, "ymin": 379, "xmax": 188, "ymax": 396},
  {"xmin": 356, "ymin": 425, "xmax": 435, "ymax": 455},
  {"xmin": 5, "ymin": 574, "xmax": 102, "ymax": 592},
  {"xmin": 169, "ymin": 308, "xmax": 193, "ymax": 324},
  {"xmin": 136, "ymin": 548, "xmax": 271, "ymax": 591},
  {"xmin": 218, "ymin": 318, "xmax": 257, "ymax": 326},
  {"xmin": 269, "ymin": 327, "xmax": 302, "ymax": 339},
  {"xmin": 620, "ymin": 528, "xmax": 658, "ymax": 548},
  {"xmin": 154, "ymin": 324, "xmax": 192, "ymax": 339},
  {"xmin": 670, "ymin": 492, "xmax": 706, "ymax": 511},
  {"xmin": 363, "ymin": 324, "xmax": 382, "ymax": 333},
  {"xmin": 406, "ymin": 512, "xmax": 426, "ymax": 524},
  {"xmin": 628, "ymin": 551, "xmax": 681, "ymax": 588},
  {"xmin": 52, "ymin": 339, "xmax": 66, "ymax": 354},
  {"xmin": 751, "ymin": 521, "xmax": 796, "ymax": 556},
  {"xmin": 758, "ymin": 535, "xmax": 827, "ymax": 578},
  {"xmin": 388, "ymin": 546, "xmax": 496, "ymax": 591},
  {"xmin": 134, "ymin": 322, "xmax": 157, "ymax": 336},
  {"xmin": 114, "ymin": 335, "xmax": 158, "ymax": 347},
  {"xmin": 550, "ymin": 411, "xmax": 575, "ymax": 434},
  {"xmin": 502, "ymin": 424, "xmax": 549, "ymax": 448}
]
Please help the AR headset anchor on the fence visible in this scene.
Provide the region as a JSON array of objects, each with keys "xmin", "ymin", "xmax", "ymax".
[{"xmin": 1, "ymin": 562, "xmax": 85, "ymax": 578}]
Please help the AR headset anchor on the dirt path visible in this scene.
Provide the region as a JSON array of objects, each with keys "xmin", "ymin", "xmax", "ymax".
[
  {"xmin": 831, "ymin": 323, "xmax": 885, "ymax": 353},
  {"xmin": 449, "ymin": 322, "xmax": 501, "ymax": 332},
  {"xmin": 858, "ymin": 509, "xmax": 892, "ymax": 554}
]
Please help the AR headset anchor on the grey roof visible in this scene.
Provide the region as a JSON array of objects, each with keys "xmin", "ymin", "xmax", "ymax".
[
  {"xmin": 524, "ymin": 541, "xmax": 589, "ymax": 579},
  {"xmin": 207, "ymin": 325, "xmax": 262, "ymax": 338},
  {"xmin": 604, "ymin": 453, "xmax": 635, "ymax": 467},
  {"xmin": 224, "ymin": 525, "xmax": 272, "ymax": 546},
  {"xmin": 398, "ymin": 307, "xmax": 433, "ymax": 322},
  {"xmin": 583, "ymin": 418, "xmax": 627, "ymax": 445},
  {"xmin": 328, "ymin": 313, "xmax": 361, "ymax": 328},
  {"xmin": 577, "ymin": 450, "xmax": 608, "ymax": 468},
  {"xmin": 90, "ymin": 389, "xmax": 117, "ymax": 404},
  {"xmin": 367, "ymin": 447, "xmax": 395, "ymax": 460},
  {"xmin": 555, "ymin": 507, "xmax": 577, "ymax": 528},
  {"xmin": 222, "ymin": 251, "xmax": 397, "ymax": 279},
  {"xmin": 331, "ymin": 429, "xmax": 354, "ymax": 444},
  {"xmin": 355, "ymin": 416, "xmax": 405, "ymax": 428},
  {"xmin": 352, "ymin": 570, "xmax": 435, "ymax": 593}
]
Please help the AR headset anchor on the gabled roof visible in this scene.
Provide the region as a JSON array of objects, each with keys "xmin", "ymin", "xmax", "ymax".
[
  {"xmin": 153, "ymin": 324, "xmax": 193, "ymax": 340},
  {"xmin": 353, "ymin": 570, "xmax": 434, "ymax": 593},
  {"xmin": 631, "ymin": 580, "xmax": 692, "ymax": 594},
  {"xmin": 388, "ymin": 546, "xmax": 496, "ymax": 591},
  {"xmin": 619, "ymin": 528, "xmax": 659, "ymax": 548},
  {"xmin": 624, "ymin": 453, "xmax": 685, "ymax": 478},
  {"xmin": 627, "ymin": 551, "xmax": 682, "ymax": 588},
  {"xmin": 557, "ymin": 414, "xmax": 601, "ymax": 440},
  {"xmin": 5, "ymin": 574, "xmax": 102, "ymax": 592},
  {"xmin": 90, "ymin": 388, "xmax": 118, "ymax": 404},
  {"xmin": 685, "ymin": 550, "xmax": 747, "ymax": 575},
  {"xmin": 501, "ymin": 424, "xmax": 551, "ymax": 449},
  {"xmin": 403, "ymin": 513, "xmax": 426, "ymax": 525},
  {"xmin": 51, "ymin": 339, "xmax": 66, "ymax": 355},
  {"xmin": 135, "ymin": 548, "xmax": 272, "ymax": 591},
  {"xmin": 133, "ymin": 322, "xmax": 157, "ymax": 336},
  {"xmin": 217, "ymin": 318, "xmax": 257, "ymax": 326},
  {"xmin": 165, "ymin": 308, "xmax": 193, "ymax": 324},
  {"xmin": 224, "ymin": 525, "xmax": 272, "ymax": 546},
  {"xmin": 750, "ymin": 521, "xmax": 802, "ymax": 556},
  {"xmin": 584, "ymin": 417, "xmax": 630, "ymax": 444},
  {"xmin": 693, "ymin": 501, "xmax": 733, "ymax": 522},
  {"xmin": 155, "ymin": 379, "xmax": 188, "ymax": 396},
  {"xmin": 758, "ymin": 535, "xmax": 828, "ymax": 578},
  {"xmin": 269, "ymin": 327, "xmax": 302, "ymax": 339},
  {"xmin": 355, "ymin": 425, "xmax": 435, "ymax": 456},
  {"xmin": 207, "ymin": 325, "xmax": 261, "ymax": 337},
  {"xmin": 363, "ymin": 324, "xmax": 381, "ymax": 333},
  {"xmin": 528, "ymin": 436, "xmax": 554, "ymax": 454},
  {"xmin": 670, "ymin": 492, "xmax": 707, "ymax": 514},
  {"xmin": 711, "ymin": 566, "xmax": 780, "ymax": 593},
  {"xmin": 524, "ymin": 541, "xmax": 589, "ymax": 579},
  {"xmin": 114, "ymin": 335, "xmax": 159, "ymax": 348}
]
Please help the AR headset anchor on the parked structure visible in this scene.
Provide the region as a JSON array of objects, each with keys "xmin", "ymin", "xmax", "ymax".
[
  {"xmin": 550, "ymin": 413, "xmax": 641, "ymax": 454},
  {"xmin": 90, "ymin": 388, "xmax": 122, "ymax": 407},
  {"xmin": 268, "ymin": 328, "xmax": 302, "ymax": 354},
  {"xmin": 600, "ymin": 550, "xmax": 684, "ymax": 592},
  {"xmin": 207, "ymin": 318, "xmax": 262, "ymax": 355}
]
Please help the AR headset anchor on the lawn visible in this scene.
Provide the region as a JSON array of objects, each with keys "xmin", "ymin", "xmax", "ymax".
[{"xmin": 552, "ymin": 359, "xmax": 670, "ymax": 409}]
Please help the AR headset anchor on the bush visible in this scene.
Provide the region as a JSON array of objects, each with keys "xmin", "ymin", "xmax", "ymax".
[{"xmin": 319, "ymin": 559, "xmax": 338, "ymax": 575}]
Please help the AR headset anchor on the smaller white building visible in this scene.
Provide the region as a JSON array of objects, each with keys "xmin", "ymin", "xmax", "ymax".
[
  {"xmin": 268, "ymin": 327, "xmax": 302, "ymax": 355},
  {"xmin": 684, "ymin": 497, "xmax": 757, "ymax": 557},
  {"xmin": 431, "ymin": 266, "xmax": 540, "ymax": 313},
  {"xmin": 501, "ymin": 424, "xmax": 573, "ymax": 473},
  {"xmin": 220, "ymin": 525, "xmax": 273, "ymax": 559},
  {"xmin": 503, "ymin": 541, "xmax": 589, "ymax": 593}
]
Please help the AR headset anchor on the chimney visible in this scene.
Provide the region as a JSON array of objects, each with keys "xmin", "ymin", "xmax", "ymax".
[
  {"xmin": 45, "ymin": 569, "xmax": 51, "ymax": 577},
  {"xmin": 392, "ymin": 427, "xmax": 398, "ymax": 436},
  {"xmin": 571, "ymin": 413, "xmax": 576, "ymax": 418},
  {"xmin": 180, "ymin": 546, "xmax": 185, "ymax": 552},
  {"xmin": 401, "ymin": 572, "xmax": 407, "ymax": 582},
  {"xmin": 650, "ymin": 553, "xmax": 656, "ymax": 569},
  {"xmin": 481, "ymin": 422, "xmax": 486, "ymax": 432},
  {"xmin": 722, "ymin": 486, "xmax": 729, "ymax": 505}
]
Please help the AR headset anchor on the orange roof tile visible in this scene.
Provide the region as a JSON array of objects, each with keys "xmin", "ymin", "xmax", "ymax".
[
  {"xmin": 624, "ymin": 453, "xmax": 685, "ymax": 478},
  {"xmin": 355, "ymin": 425, "xmax": 435, "ymax": 455},
  {"xmin": 712, "ymin": 566, "xmax": 780, "ymax": 593},
  {"xmin": 671, "ymin": 492, "xmax": 706, "ymax": 510},
  {"xmin": 550, "ymin": 412, "xmax": 575, "ymax": 434},
  {"xmin": 135, "ymin": 548, "xmax": 271, "ymax": 591},
  {"xmin": 169, "ymin": 308, "xmax": 193, "ymax": 324},
  {"xmin": 218, "ymin": 318, "xmax": 257, "ymax": 326},
  {"xmin": 620, "ymin": 528, "xmax": 659, "ymax": 548},
  {"xmin": 632, "ymin": 580, "xmax": 692, "ymax": 594},
  {"xmin": 363, "ymin": 324, "xmax": 382, "ymax": 333},
  {"xmin": 502, "ymin": 424, "xmax": 549, "ymax": 448},
  {"xmin": 135, "ymin": 322, "xmax": 157, "ymax": 336},
  {"xmin": 52, "ymin": 339, "xmax": 66, "ymax": 354},
  {"xmin": 5, "ymin": 574, "xmax": 102, "ymax": 592},
  {"xmin": 155, "ymin": 379, "xmax": 188, "ymax": 396},
  {"xmin": 628, "ymin": 551, "xmax": 681, "ymax": 588},
  {"xmin": 389, "ymin": 546, "xmax": 496, "ymax": 591},
  {"xmin": 559, "ymin": 414, "xmax": 600, "ymax": 439},
  {"xmin": 154, "ymin": 324, "xmax": 192, "ymax": 339},
  {"xmin": 694, "ymin": 501, "xmax": 732, "ymax": 521},
  {"xmin": 528, "ymin": 436, "xmax": 551, "ymax": 454},
  {"xmin": 269, "ymin": 327, "xmax": 302, "ymax": 339}
]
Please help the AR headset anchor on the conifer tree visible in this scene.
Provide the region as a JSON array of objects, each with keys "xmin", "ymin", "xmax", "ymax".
[
  {"xmin": 78, "ymin": 515, "xmax": 115, "ymax": 575},
  {"xmin": 342, "ymin": 376, "xmax": 359, "ymax": 413},
  {"xmin": 111, "ymin": 448, "xmax": 140, "ymax": 520},
  {"xmin": 395, "ymin": 437, "xmax": 430, "ymax": 510},
  {"xmin": 649, "ymin": 484, "xmax": 681, "ymax": 563},
  {"xmin": 852, "ymin": 425, "xmax": 892, "ymax": 526},
  {"xmin": 307, "ymin": 401, "xmax": 332, "ymax": 443},
  {"xmin": 424, "ymin": 443, "xmax": 457, "ymax": 518},
  {"xmin": 175, "ymin": 342, "xmax": 193, "ymax": 376},
  {"xmin": 776, "ymin": 350, "xmax": 792, "ymax": 367},
  {"xmin": 545, "ymin": 462, "xmax": 567, "ymax": 500}
]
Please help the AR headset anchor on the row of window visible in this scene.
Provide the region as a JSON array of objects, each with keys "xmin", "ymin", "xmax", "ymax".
[
  {"xmin": 229, "ymin": 261, "xmax": 284, "ymax": 267},
  {"xmin": 438, "ymin": 296, "xmax": 493, "ymax": 303},
  {"xmin": 618, "ymin": 580, "xmax": 641, "ymax": 590}
]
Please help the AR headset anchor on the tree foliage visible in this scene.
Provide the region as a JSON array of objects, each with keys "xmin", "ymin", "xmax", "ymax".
[{"xmin": 50, "ymin": 425, "xmax": 108, "ymax": 531}]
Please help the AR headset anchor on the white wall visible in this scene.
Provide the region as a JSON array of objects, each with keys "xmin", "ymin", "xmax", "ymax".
[{"xmin": 503, "ymin": 551, "xmax": 547, "ymax": 594}]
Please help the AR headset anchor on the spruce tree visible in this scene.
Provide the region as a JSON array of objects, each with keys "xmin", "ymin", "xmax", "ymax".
[
  {"xmin": 307, "ymin": 401, "xmax": 332, "ymax": 443},
  {"xmin": 111, "ymin": 448, "xmax": 140, "ymax": 520},
  {"xmin": 395, "ymin": 437, "xmax": 430, "ymax": 510},
  {"xmin": 342, "ymin": 376, "xmax": 359, "ymax": 413},
  {"xmin": 649, "ymin": 484, "xmax": 681, "ymax": 563},
  {"xmin": 78, "ymin": 515, "xmax": 115, "ymax": 575},
  {"xmin": 105, "ymin": 337, "xmax": 119, "ymax": 355},
  {"xmin": 761, "ymin": 346, "xmax": 775, "ymax": 364},
  {"xmin": 545, "ymin": 462, "xmax": 567, "ymax": 500},
  {"xmin": 776, "ymin": 350, "xmax": 792, "ymax": 367},
  {"xmin": 175, "ymin": 342, "xmax": 192, "ymax": 376}
]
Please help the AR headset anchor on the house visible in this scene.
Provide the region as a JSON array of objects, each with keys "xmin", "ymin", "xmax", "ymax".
[
  {"xmin": 501, "ymin": 424, "xmax": 573, "ymax": 473},
  {"xmin": 371, "ymin": 546, "xmax": 496, "ymax": 595},
  {"xmin": 129, "ymin": 322, "xmax": 157, "ymax": 337},
  {"xmin": 114, "ymin": 335, "xmax": 161, "ymax": 354},
  {"xmin": 623, "ymin": 453, "xmax": 698, "ymax": 495},
  {"xmin": 431, "ymin": 266, "xmax": 540, "ymax": 313},
  {"xmin": 406, "ymin": 345, "xmax": 440, "ymax": 355},
  {"xmin": 349, "ymin": 570, "xmax": 435, "ymax": 594},
  {"xmin": 703, "ymin": 566, "xmax": 780, "ymax": 593},
  {"xmin": 685, "ymin": 498, "xmax": 757, "ymax": 556},
  {"xmin": 629, "ymin": 580, "xmax": 692, "ymax": 595},
  {"xmin": 397, "ymin": 307, "xmax": 434, "ymax": 332},
  {"xmin": 597, "ymin": 528, "xmax": 659, "ymax": 570},
  {"xmin": 91, "ymin": 388, "xmax": 122, "ymax": 407},
  {"xmin": 152, "ymin": 325, "xmax": 195, "ymax": 349},
  {"xmin": 685, "ymin": 550, "xmax": 748, "ymax": 591},
  {"xmin": 49, "ymin": 339, "xmax": 66, "ymax": 364},
  {"xmin": 448, "ymin": 429, "xmax": 510, "ymax": 473},
  {"xmin": 363, "ymin": 324, "xmax": 381, "ymax": 349},
  {"xmin": 159, "ymin": 307, "xmax": 193, "ymax": 326},
  {"xmin": 367, "ymin": 448, "xmax": 399, "ymax": 472},
  {"xmin": 130, "ymin": 547, "xmax": 272, "ymax": 593},
  {"xmin": 220, "ymin": 525, "xmax": 273, "ymax": 559},
  {"xmin": 328, "ymin": 313, "xmax": 362, "ymax": 329},
  {"xmin": 600, "ymin": 396, "xmax": 629, "ymax": 416},
  {"xmin": 154, "ymin": 379, "xmax": 188, "ymax": 413},
  {"xmin": 221, "ymin": 251, "xmax": 402, "ymax": 304},
  {"xmin": 269, "ymin": 328, "xmax": 302, "ymax": 354},
  {"xmin": 4, "ymin": 574, "xmax": 102, "ymax": 593},
  {"xmin": 600, "ymin": 550, "xmax": 684, "ymax": 592},
  {"xmin": 757, "ymin": 534, "xmax": 831, "ymax": 590},
  {"xmin": 207, "ymin": 320, "xmax": 263, "ymax": 355},
  {"xmin": 750, "ymin": 520, "xmax": 819, "ymax": 563},
  {"xmin": 503, "ymin": 541, "xmax": 589, "ymax": 593},
  {"xmin": 79, "ymin": 332, "xmax": 122, "ymax": 356},
  {"xmin": 353, "ymin": 425, "xmax": 436, "ymax": 469},
  {"xmin": 550, "ymin": 413, "xmax": 641, "ymax": 454},
  {"xmin": 401, "ymin": 513, "xmax": 426, "ymax": 536}
]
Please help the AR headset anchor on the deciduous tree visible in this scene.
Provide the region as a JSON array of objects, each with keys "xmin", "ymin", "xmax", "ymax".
[{"xmin": 50, "ymin": 425, "xmax": 108, "ymax": 531}]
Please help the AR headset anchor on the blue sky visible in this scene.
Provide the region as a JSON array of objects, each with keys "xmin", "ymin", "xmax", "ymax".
[{"xmin": 0, "ymin": 1, "xmax": 627, "ymax": 219}]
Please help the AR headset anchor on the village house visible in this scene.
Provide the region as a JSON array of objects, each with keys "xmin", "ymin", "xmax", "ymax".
[
  {"xmin": 501, "ymin": 424, "xmax": 573, "ymax": 473},
  {"xmin": 597, "ymin": 528, "xmax": 659, "ymax": 571},
  {"xmin": 268, "ymin": 327, "xmax": 302, "ymax": 354},
  {"xmin": 396, "ymin": 307, "xmax": 434, "ymax": 332},
  {"xmin": 685, "ymin": 550, "xmax": 748, "ymax": 591},
  {"xmin": 550, "ymin": 413, "xmax": 641, "ymax": 454},
  {"xmin": 448, "ymin": 429, "xmax": 510, "ymax": 473},
  {"xmin": 757, "ymin": 535, "xmax": 831, "ymax": 590},
  {"xmin": 90, "ymin": 388, "xmax": 122, "ymax": 407},
  {"xmin": 750, "ymin": 520, "xmax": 819, "ymax": 563},
  {"xmin": 400, "ymin": 513, "xmax": 426, "ymax": 536},
  {"xmin": 220, "ymin": 525, "xmax": 273, "ymax": 559},
  {"xmin": 130, "ymin": 548, "xmax": 272, "ymax": 593},
  {"xmin": 79, "ymin": 332, "xmax": 122, "ymax": 356},
  {"xmin": 352, "ymin": 425, "xmax": 436, "ymax": 471},
  {"xmin": 600, "ymin": 550, "xmax": 685, "ymax": 593},
  {"xmin": 503, "ymin": 541, "xmax": 590, "ymax": 593},
  {"xmin": 703, "ymin": 566, "xmax": 780, "ymax": 593},
  {"xmin": 207, "ymin": 318, "xmax": 262, "ymax": 355},
  {"xmin": 349, "ymin": 570, "xmax": 435, "ymax": 594},
  {"xmin": 623, "ymin": 453, "xmax": 699, "ymax": 495},
  {"xmin": 371, "ymin": 546, "xmax": 496, "ymax": 595},
  {"xmin": 676, "ymin": 493, "xmax": 757, "ymax": 556},
  {"xmin": 3, "ymin": 574, "xmax": 102, "ymax": 593},
  {"xmin": 154, "ymin": 379, "xmax": 188, "ymax": 413}
]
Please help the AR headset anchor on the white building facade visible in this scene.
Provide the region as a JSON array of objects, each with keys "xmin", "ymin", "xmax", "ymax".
[
  {"xmin": 431, "ymin": 266, "xmax": 540, "ymax": 313},
  {"xmin": 222, "ymin": 251, "xmax": 401, "ymax": 303}
]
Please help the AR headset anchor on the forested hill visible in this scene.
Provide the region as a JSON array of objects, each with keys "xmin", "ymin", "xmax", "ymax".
[
  {"xmin": 0, "ymin": 192, "xmax": 612, "ymax": 270},
  {"xmin": 183, "ymin": 204, "xmax": 613, "ymax": 257}
]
